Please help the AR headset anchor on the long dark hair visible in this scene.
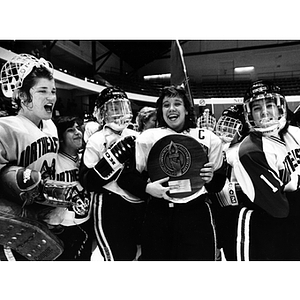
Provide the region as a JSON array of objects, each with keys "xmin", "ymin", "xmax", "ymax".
[{"xmin": 156, "ymin": 85, "xmax": 196, "ymax": 131}]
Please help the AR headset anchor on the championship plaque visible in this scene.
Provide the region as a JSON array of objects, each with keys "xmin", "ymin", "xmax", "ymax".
[{"xmin": 147, "ymin": 135, "xmax": 208, "ymax": 199}]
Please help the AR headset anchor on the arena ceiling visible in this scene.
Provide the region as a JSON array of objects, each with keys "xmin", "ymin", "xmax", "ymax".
[
  {"xmin": 100, "ymin": 40, "xmax": 173, "ymax": 69},
  {"xmin": 99, "ymin": 40, "xmax": 300, "ymax": 76},
  {"xmin": 2, "ymin": 40, "xmax": 300, "ymax": 80},
  {"xmin": 1, "ymin": 40, "xmax": 300, "ymax": 100}
]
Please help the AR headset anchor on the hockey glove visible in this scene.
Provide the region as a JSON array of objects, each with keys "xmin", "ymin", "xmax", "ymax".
[
  {"xmin": 216, "ymin": 180, "xmax": 240, "ymax": 207},
  {"xmin": 0, "ymin": 166, "xmax": 42, "ymax": 206},
  {"xmin": 94, "ymin": 135, "xmax": 136, "ymax": 180}
]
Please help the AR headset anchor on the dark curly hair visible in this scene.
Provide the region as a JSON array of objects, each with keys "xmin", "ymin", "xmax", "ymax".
[
  {"xmin": 13, "ymin": 66, "xmax": 54, "ymax": 111},
  {"xmin": 54, "ymin": 115, "xmax": 80, "ymax": 141},
  {"xmin": 156, "ymin": 85, "xmax": 196, "ymax": 131}
]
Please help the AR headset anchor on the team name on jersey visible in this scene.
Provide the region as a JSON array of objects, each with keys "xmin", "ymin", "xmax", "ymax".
[
  {"xmin": 284, "ymin": 148, "xmax": 300, "ymax": 174},
  {"xmin": 20, "ymin": 136, "xmax": 59, "ymax": 167},
  {"xmin": 56, "ymin": 169, "xmax": 79, "ymax": 182}
]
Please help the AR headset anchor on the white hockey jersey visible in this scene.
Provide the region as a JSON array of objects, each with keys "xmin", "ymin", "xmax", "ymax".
[
  {"xmin": 231, "ymin": 125, "xmax": 300, "ymax": 217},
  {"xmin": 135, "ymin": 127, "xmax": 224, "ymax": 203},
  {"xmin": 215, "ymin": 143, "xmax": 240, "ymax": 207},
  {"xmin": 83, "ymin": 125, "xmax": 142, "ymax": 203},
  {"xmin": 54, "ymin": 151, "xmax": 91, "ymax": 226},
  {"xmin": 0, "ymin": 115, "xmax": 58, "ymax": 179}
]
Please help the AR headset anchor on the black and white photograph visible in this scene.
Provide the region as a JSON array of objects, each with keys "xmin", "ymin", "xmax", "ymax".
[{"xmin": 0, "ymin": 2, "xmax": 299, "ymax": 299}]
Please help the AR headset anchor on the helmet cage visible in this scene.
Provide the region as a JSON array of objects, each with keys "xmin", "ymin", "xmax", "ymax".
[
  {"xmin": 244, "ymin": 93, "xmax": 286, "ymax": 135},
  {"xmin": 100, "ymin": 98, "xmax": 133, "ymax": 130},
  {"xmin": 0, "ymin": 54, "xmax": 53, "ymax": 98},
  {"xmin": 197, "ymin": 114, "xmax": 216, "ymax": 131},
  {"xmin": 215, "ymin": 115, "xmax": 243, "ymax": 143}
]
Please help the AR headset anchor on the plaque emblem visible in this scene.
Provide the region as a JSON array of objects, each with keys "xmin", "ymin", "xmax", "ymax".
[
  {"xmin": 159, "ymin": 141, "xmax": 191, "ymax": 177},
  {"xmin": 147, "ymin": 134, "xmax": 208, "ymax": 199}
]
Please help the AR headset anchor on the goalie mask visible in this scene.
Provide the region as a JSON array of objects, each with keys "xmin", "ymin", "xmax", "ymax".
[
  {"xmin": 244, "ymin": 80, "xmax": 287, "ymax": 136},
  {"xmin": 96, "ymin": 86, "xmax": 133, "ymax": 132},
  {"xmin": 197, "ymin": 108, "xmax": 216, "ymax": 131},
  {"xmin": 215, "ymin": 105, "xmax": 245, "ymax": 143},
  {"xmin": 0, "ymin": 53, "xmax": 54, "ymax": 98}
]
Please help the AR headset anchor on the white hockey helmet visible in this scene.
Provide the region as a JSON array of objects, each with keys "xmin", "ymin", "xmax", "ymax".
[
  {"xmin": 243, "ymin": 80, "xmax": 287, "ymax": 136},
  {"xmin": 0, "ymin": 53, "xmax": 53, "ymax": 98},
  {"xmin": 96, "ymin": 86, "xmax": 133, "ymax": 132}
]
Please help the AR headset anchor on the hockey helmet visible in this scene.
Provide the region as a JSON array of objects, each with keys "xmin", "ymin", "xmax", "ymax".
[
  {"xmin": 243, "ymin": 80, "xmax": 287, "ymax": 136},
  {"xmin": 215, "ymin": 105, "xmax": 245, "ymax": 143},
  {"xmin": 96, "ymin": 86, "xmax": 133, "ymax": 131},
  {"xmin": 0, "ymin": 53, "xmax": 53, "ymax": 98}
]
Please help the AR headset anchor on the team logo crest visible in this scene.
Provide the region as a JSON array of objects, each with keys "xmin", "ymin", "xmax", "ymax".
[
  {"xmin": 68, "ymin": 185, "xmax": 90, "ymax": 217},
  {"xmin": 147, "ymin": 134, "xmax": 208, "ymax": 199},
  {"xmin": 159, "ymin": 141, "xmax": 191, "ymax": 177}
]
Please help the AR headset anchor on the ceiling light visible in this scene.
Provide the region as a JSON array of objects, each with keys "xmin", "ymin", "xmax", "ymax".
[
  {"xmin": 144, "ymin": 73, "xmax": 171, "ymax": 81},
  {"xmin": 234, "ymin": 66, "xmax": 255, "ymax": 73}
]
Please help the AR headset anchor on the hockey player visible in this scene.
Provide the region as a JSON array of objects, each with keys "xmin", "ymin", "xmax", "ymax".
[
  {"xmin": 52, "ymin": 116, "xmax": 94, "ymax": 260},
  {"xmin": 215, "ymin": 105, "xmax": 247, "ymax": 150},
  {"xmin": 212, "ymin": 104, "xmax": 249, "ymax": 260},
  {"xmin": 229, "ymin": 80, "xmax": 300, "ymax": 260},
  {"xmin": 117, "ymin": 85, "xmax": 226, "ymax": 260},
  {"xmin": 79, "ymin": 86, "xmax": 145, "ymax": 261},
  {"xmin": 0, "ymin": 53, "xmax": 70, "ymax": 260}
]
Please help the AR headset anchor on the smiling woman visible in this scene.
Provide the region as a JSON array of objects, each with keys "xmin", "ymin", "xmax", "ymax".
[
  {"xmin": 0, "ymin": 53, "xmax": 67, "ymax": 261},
  {"xmin": 117, "ymin": 85, "xmax": 227, "ymax": 261},
  {"xmin": 52, "ymin": 116, "xmax": 94, "ymax": 260}
]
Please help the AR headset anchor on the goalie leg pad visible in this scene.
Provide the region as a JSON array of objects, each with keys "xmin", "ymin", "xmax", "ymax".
[{"xmin": 0, "ymin": 197, "xmax": 64, "ymax": 260}]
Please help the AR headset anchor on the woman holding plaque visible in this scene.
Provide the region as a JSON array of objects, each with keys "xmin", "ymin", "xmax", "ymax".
[{"xmin": 117, "ymin": 85, "xmax": 226, "ymax": 260}]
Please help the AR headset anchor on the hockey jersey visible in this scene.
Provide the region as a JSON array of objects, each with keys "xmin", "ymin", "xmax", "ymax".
[
  {"xmin": 215, "ymin": 143, "xmax": 240, "ymax": 207},
  {"xmin": 54, "ymin": 151, "xmax": 91, "ymax": 226},
  {"xmin": 0, "ymin": 115, "xmax": 58, "ymax": 179},
  {"xmin": 231, "ymin": 126, "xmax": 300, "ymax": 217},
  {"xmin": 83, "ymin": 121, "xmax": 101, "ymax": 143},
  {"xmin": 135, "ymin": 127, "xmax": 224, "ymax": 203},
  {"xmin": 83, "ymin": 125, "xmax": 142, "ymax": 203}
]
